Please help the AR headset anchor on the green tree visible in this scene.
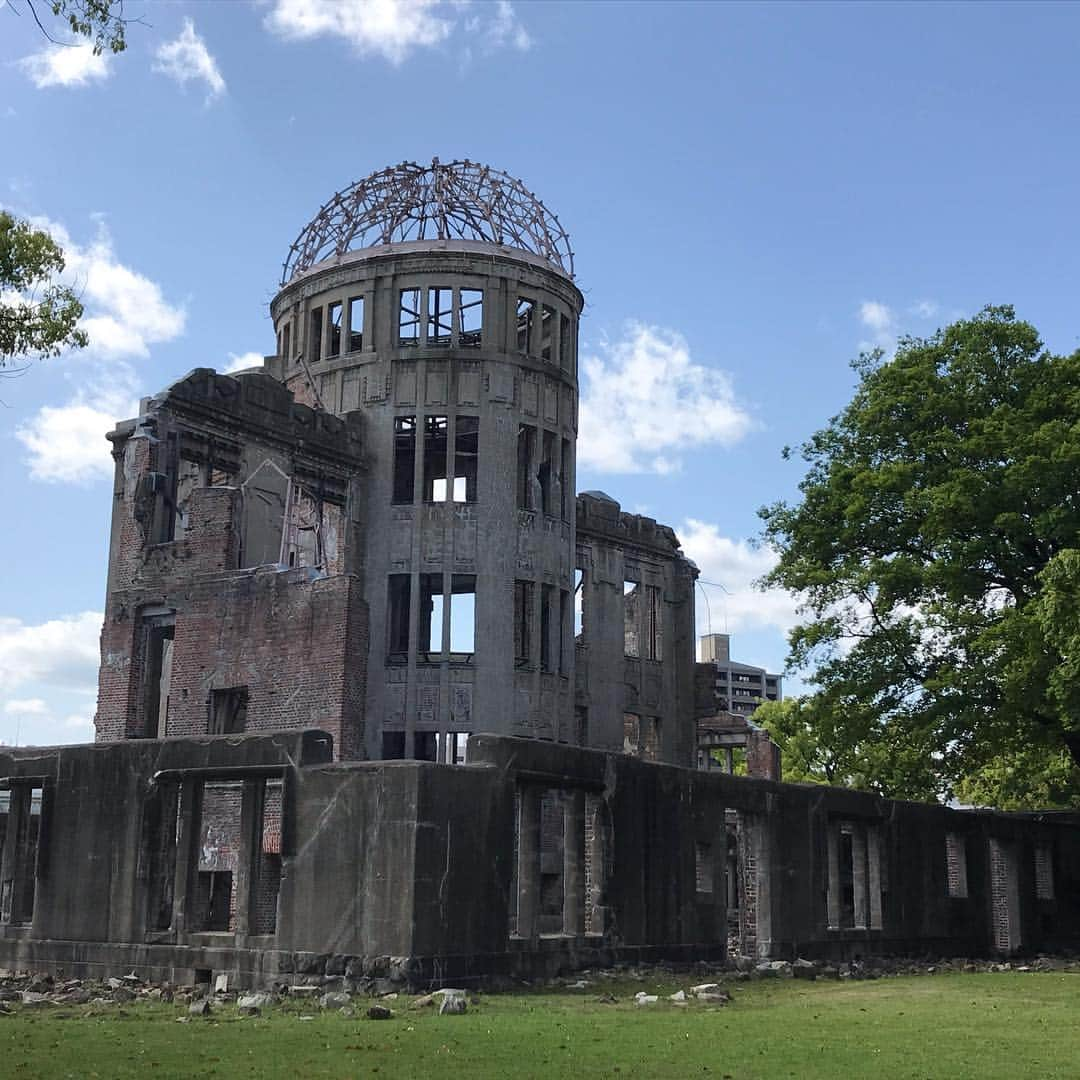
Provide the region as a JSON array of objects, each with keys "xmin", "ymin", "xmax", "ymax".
[
  {"xmin": 0, "ymin": 211, "xmax": 88, "ymax": 368},
  {"xmin": 10, "ymin": 0, "xmax": 129, "ymax": 54},
  {"xmin": 760, "ymin": 306, "xmax": 1080, "ymax": 806}
]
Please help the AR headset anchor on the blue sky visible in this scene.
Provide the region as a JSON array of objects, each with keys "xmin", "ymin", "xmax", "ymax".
[{"xmin": 2, "ymin": 0, "xmax": 1080, "ymax": 746}]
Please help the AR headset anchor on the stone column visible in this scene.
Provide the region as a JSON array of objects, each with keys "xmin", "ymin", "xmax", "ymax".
[
  {"xmin": 826, "ymin": 822, "xmax": 841, "ymax": 930},
  {"xmin": 868, "ymin": 826, "xmax": 883, "ymax": 930},
  {"xmin": 234, "ymin": 778, "xmax": 266, "ymax": 941},
  {"xmin": 852, "ymin": 824, "xmax": 869, "ymax": 930},
  {"xmin": 0, "ymin": 785, "xmax": 30, "ymax": 924},
  {"xmin": 516, "ymin": 786, "xmax": 541, "ymax": 941},
  {"xmin": 170, "ymin": 778, "xmax": 203, "ymax": 936},
  {"xmin": 562, "ymin": 789, "xmax": 586, "ymax": 935}
]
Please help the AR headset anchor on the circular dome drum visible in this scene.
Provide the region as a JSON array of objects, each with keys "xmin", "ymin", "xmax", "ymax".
[{"xmin": 281, "ymin": 159, "xmax": 575, "ymax": 285}]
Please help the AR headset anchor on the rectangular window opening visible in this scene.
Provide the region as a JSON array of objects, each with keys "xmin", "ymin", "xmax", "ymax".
[
  {"xmin": 382, "ymin": 731, "xmax": 406, "ymax": 760},
  {"xmin": 0, "ymin": 785, "xmax": 42, "ymax": 925},
  {"xmin": 459, "ymin": 289, "xmax": 482, "ymax": 347},
  {"xmin": 387, "ymin": 574, "xmax": 411, "ymax": 659},
  {"xmin": 196, "ymin": 781, "xmax": 241, "ymax": 932},
  {"xmin": 450, "ymin": 574, "xmax": 476, "ymax": 655},
  {"xmin": 624, "ymin": 580, "xmax": 641, "ymax": 658},
  {"xmin": 454, "ymin": 416, "xmax": 479, "ymax": 502},
  {"xmin": 144, "ymin": 619, "xmax": 175, "ymax": 738},
  {"xmin": 559, "ymin": 313, "xmax": 571, "ymax": 371},
  {"xmin": 559, "ymin": 589, "xmax": 570, "ymax": 674},
  {"xmin": 427, "ymin": 286, "xmax": 452, "ymax": 346},
  {"xmin": 540, "ymin": 305, "xmax": 555, "ymax": 362},
  {"xmin": 327, "ymin": 301, "xmax": 342, "ymax": 357},
  {"xmin": 443, "ymin": 731, "xmax": 470, "ymax": 764},
  {"xmin": 514, "ymin": 580, "xmax": 533, "ymax": 667},
  {"xmin": 423, "ymin": 415, "xmax": 449, "ymax": 502},
  {"xmin": 416, "ymin": 731, "xmax": 438, "ymax": 762},
  {"xmin": 348, "ymin": 296, "xmax": 364, "ymax": 352},
  {"xmin": 399, "ymin": 288, "xmax": 421, "ymax": 347},
  {"xmin": 539, "ymin": 430, "xmax": 555, "ymax": 516},
  {"xmin": 540, "ymin": 584, "xmax": 555, "ymax": 672},
  {"xmin": 516, "ymin": 297, "xmax": 535, "ymax": 353},
  {"xmin": 392, "ymin": 416, "xmax": 416, "ymax": 504},
  {"xmin": 517, "ymin": 425, "xmax": 535, "ymax": 510},
  {"xmin": 574, "ymin": 569, "xmax": 584, "ymax": 640},
  {"xmin": 254, "ymin": 779, "xmax": 283, "ymax": 935},
  {"xmin": 1035, "ymin": 842, "xmax": 1055, "ymax": 900},
  {"xmin": 209, "ymin": 686, "xmax": 248, "ymax": 735},
  {"xmin": 645, "ymin": 584, "xmax": 663, "ymax": 661},
  {"xmin": 419, "ymin": 574, "xmax": 443, "ymax": 657},
  {"xmin": 281, "ymin": 322, "xmax": 291, "ymax": 361},
  {"xmin": 309, "ymin": 307, "xmax": 323, "ymax": 363}
]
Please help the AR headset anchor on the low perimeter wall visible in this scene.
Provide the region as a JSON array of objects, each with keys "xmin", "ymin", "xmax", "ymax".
[{"xmin": 0, "ymin": 732, "xmax": 1078, "ymax": 988}]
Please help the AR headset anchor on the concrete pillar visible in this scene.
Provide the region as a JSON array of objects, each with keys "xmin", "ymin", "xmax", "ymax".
[
  {"xmin": 868, "ymin": 826, "xmax": 883, "ymax": 930},
  {"xmin": 563, "ymin": 789, "xmax": 586, "ymax": 935},
  {"xmin": 852, "ymin": 824, "xmax": 868, "ymax": 930},
  {"xmin": 233, "ymin": 778, "xmax": 266, "ymax": 941},
  {"xmin": 516, "ymin": 786, "xmax": 541, "ymax": 940},
  {"xmin": 170, "ymin": 778, "xmax": 203, "ymax": 936},
  {"xmin": 826, "ymin": 822, "xmax": 841, "ymax": 930},
  {"xmin": 0, "ymin": 785, "xmax": 30, "ymax": 924}
]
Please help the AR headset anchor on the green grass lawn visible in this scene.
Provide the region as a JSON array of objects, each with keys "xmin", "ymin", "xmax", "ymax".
[{"xmin": 4, "ymin": 971, "xmax": 1078, "ymax": 1079}]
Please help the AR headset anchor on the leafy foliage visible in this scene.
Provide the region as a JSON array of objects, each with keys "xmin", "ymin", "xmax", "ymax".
[
  {"xmin": 15, "ymin": 0, "xmax": 128, "ymax": 54},
  {"xmin": 760, "ymin": 306, "xmax": 1080, "ymax": 805},
  {"xmin": 0, "ymin": 211, "xmax": 88, "ymax": 367}
]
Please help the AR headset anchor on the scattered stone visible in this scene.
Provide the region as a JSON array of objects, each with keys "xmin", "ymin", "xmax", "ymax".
[
  {"xmin": 755, "ymin": 960, "xmax": 793, "ymax": 978},
  {"xmin": 690, "ymin": 983, "xmax": 720, "ymax": 995},
  {"xmin": 297, "ymin": 1015, "xmax": 314, "ymax": 1022},
  {"xmin": 20, "ymin": 992, "xmax": 51, "ymax": 1008},
  {"xmin": 213, "ymin": 974, "xmax": 229, "ymax": 994},
  {"xmin": 339, "ymin": 1006, "xmax": 356, "ymax": 1018},
  {"xmin": 567, "ymin": 979, "xmax": 590, "ymax": 990},
  {"xmin": 122, "ymin": 972, "xmax": 141, "ymax": 984},
  {"xmin": 669, "ymin": 990, "xmax": 686, "ymax": 1002},
  {"xmin": 439, "ymin": 996, "xmax": 467, "ymax": 1015},
  {"xmin": 189, "ymin": 997, "xmax": 212, "ymax": 1017},
  {"xmin": 367, "ymin": 1004, "xmax": 394, "ymax": 1020},
  {"xmin": 320, "ymin": 991, "xmax": 351, "ymax": 1009},
  {"xmin": 697, "ymin": 992, "xmax": 730, "ymax": 1004},
  {"xmin": 792, "ymin": 959, "xmax": 818, "ymax": 981},
  {"xmin": 289, "ymin": 986, "xmax": 319, "ymax": 997},
  {"xmin": 238, "ymin": 993, "xmax": 270, "ymax": 1014},
  {"xmin": 634, "ymin": 992, "xmax": 659, "ymax": 1006},
  {"xmin": 106, "ymin": 978, "xmax": 124, "ymax": 991},
  {"xmin": 412, "ymin": 994, "xmax": 435, "ymax": 1009}
]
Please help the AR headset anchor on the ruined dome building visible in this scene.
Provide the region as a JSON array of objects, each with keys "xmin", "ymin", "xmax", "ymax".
[{"xmin": 0, "ymin": 162, "xmax": 1077, "ymax": 984}]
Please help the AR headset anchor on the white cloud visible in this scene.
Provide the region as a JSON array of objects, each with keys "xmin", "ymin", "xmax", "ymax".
[
  {"xmin": 23, "ymin": 215, "xmax": 186, "ymax": 359},
  {"xmin": 15, "ymin": 366, "xmax": 140, "ymax": 484},
  {"xmin": 8, "ymin": 214, "xmax": 183, "ymax": 483},
  {"xmin": 223, "ymin": 351, "xmax": 264, "ymax": 373},
  {"xmin": 265, "ymin": 0, "xmax": 530, "ymax": 64},
  {"xmin": 910, "ymin": 299, "xmax": 939, "ymax": 319},
  {"xmin": 858, "ymin": 300, "xmax": 897, "ymax": 356},
  {"xmin": 0, "ymin": 612, "xmax": 101, "ymax": 696},
  {"xmin": 678, "ymin": 519, "xmax": 802, "ymax": 638},
  {"xmin": 577, "ymin": 323, "xmax": 753, "ymax": 474},
  {"xmin": 18, "ymin": 42, "xmax": 110, "ymax": 89},
  {"xmin": 153, "ymin": 18, "xmax": 226, "ymax": 102},
  {"xmin": 3, "ymin": 698, "xmax": 48, "ymax": 716}
]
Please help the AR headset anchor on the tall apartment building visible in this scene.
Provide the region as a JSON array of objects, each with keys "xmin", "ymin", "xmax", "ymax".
[{"xmin": 699, "ymin": 633, "xmax": 782, "ymax": 717}]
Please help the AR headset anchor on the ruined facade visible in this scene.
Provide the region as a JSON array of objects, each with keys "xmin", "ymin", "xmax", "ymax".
[{"xmin": 1, "ymin": 161, "xmax": 1078, "ymax": 986}]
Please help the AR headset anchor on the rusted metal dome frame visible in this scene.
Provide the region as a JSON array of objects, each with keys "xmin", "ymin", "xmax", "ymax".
[{"xmin": 281, "ymin": 159, "xmax": 575, "ymax": 286}]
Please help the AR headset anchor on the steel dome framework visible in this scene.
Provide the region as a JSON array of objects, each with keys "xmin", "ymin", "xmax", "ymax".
[{"xmin": 281, "ymin": 159, "xmax": 575, "ymax": 286}]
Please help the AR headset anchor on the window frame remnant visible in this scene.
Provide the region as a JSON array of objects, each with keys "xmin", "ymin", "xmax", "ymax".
[
  {"xmin": 623, "ymin": 579, "xmax": 641, "ymax": 658},
  {"xmin": 540, "ymin": 304, "xmax": 555, "ymax": 363},
  {"xmin": 392, "ymin": 415, "xmax": 417, "ymax": 504},
  {"xmin": 427, "ymin": 286, "xmax": 453, "ymax": 347},
  {"xmin": 453, "ymin": 415, "xmax": 479, "ymax": 503},
  {"xmin": 419, "ymin": 573, "xmax": 444, "ymax": 658},
  {"xmin": 327, "ymin": 300, "xmax": 342, "ymax": 357},
  {"xmin": 310, "ymin": 306, "xmax": 323, "ymax": 363},
  {"xmin": 539, "ymin": 430, "xmax": 555, "ymax": 516},
  {"xmin": 142, "ymin": 613, "xmax": 176, "ymax": 738},
  {"xmin": 516, "ymin": 297, "xmax": 535, "ymax": 353},
  {"xmin": 459, "ymin": 288, "xmax": 482, "ymax": 348},
  {"xmin": 945, "ymin": 832, "xmax": 968, "ymax": 898},
  {"xmin": 540, "ymin": 583, "xmax": 555, "ymax": 672},
  {"xmin": 423, "ymin": 415, "xmax": 449, "ymax": 502},
  {"xmin": 399, "ymin": 288, "xmax": 421, "ymax": 347},
  {"xmin": 348, "ymin": 296, "xmax": 364, "ymax": 352},
  {"xmin": 560, "ymin": 438, "xmax": 571, "ymax": 522},
  {"xmin": 449, "ymin": 574, "xmax": 477, "ymax": 657},
  {"xmin": 559, "ymin": 313, "xmax": 571, "ymax": 371}
]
